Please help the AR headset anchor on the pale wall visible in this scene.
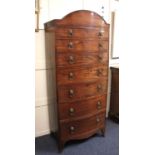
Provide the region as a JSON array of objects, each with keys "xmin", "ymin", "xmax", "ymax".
[{"xmin": 35, "ymin": 30, "xmax": 57, "ymax": 137}]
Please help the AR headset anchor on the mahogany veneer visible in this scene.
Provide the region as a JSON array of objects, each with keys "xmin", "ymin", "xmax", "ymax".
[{"xmin": 44, "ymin": 10, "xmax": 109, "ymax": 151}]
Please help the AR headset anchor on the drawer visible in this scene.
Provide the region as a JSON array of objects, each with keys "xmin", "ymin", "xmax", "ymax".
[
  {"xmin": 59, "ymin": 113, "xmax": 105, "ymax": 140},
  {"xmin": 57, "ymin": 80, "xmax": 108, "ymax": 103},
  {"xmin": 56, "ymin": 27, "xmax": 109, "ymax": 40},
  {"xmin": 56, "ymin": 40, "xmax": 109, "ymax": 52},
  {"xmin": 56, "ymin": 52, "xmax": 108, "ymax": 67},
  {"xmin": 57, "ymin": 66, "xmax": 108, "ymax": 85},
  {"xmin": 58, "ymin": 95, "xmax": 107, "ymax": 121}
]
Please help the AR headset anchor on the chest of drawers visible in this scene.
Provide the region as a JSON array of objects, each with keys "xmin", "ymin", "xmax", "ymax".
[{"xmin": 44, "ymin": 10, "xmax": 109, "ymax": 151}]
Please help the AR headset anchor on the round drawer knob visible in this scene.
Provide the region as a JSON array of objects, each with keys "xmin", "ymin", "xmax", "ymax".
[
  {"xmin": 98, "ymin": 55, "xmax": 103, "ymax": 62},
  {"xmin": 98, "ymin": 30, "xmax": 104, "ymax": 37},
  {"xmin": 69, "ymin": 107, "xmax": 74, "ymax": 113},
  {"xmin": 69, "ymin": 89, "xmax": 74, "ymax": 97},
  {"xmin": 69, "ymin": 55, "xmax": 74, "ymax": 60},
  {"xmin": 97, "ymin": 84, "xmax": 102, "ymax": 92},
  {"xmin": 69, "ymin": 108, "xmax": 75, "ymax": 116},
  {"xmin": 68, "ymin": 72, "xmax": 74, "ymax": 80},
  {"xmin": 68, "ymin": 29, "xmax": 73, "ymax": 36},
  {"xmin": 97, "ymin": 101, "xmax": 102, "ymax": 109},
  {"xmin": 97, "ymin": 101, "xmax": 101, "ymax": 106},
  {"xmin": 69, "ymin": 89, "xmax": 74, "ymax": 94},
  {"xmin": 97, "ymin": 69, "xmax": 103, "ymax": 76},
  {"xmin": 70, "ymin": 126, "xmax": 75, "ymax": 133},
  {"xmin": 68, "ymin": 42, "xmax": 73, "ymax": 48},
  {"xmin": 68, "ymin": 55, "xmax": 75, "ymax": 64},
  {"xmin": 96, "ymin": 117, "xmax": 100, "ymax": 123},
  {"xmin": 98, "ymin": 43, "xmax": 103, "ymax": 48}
]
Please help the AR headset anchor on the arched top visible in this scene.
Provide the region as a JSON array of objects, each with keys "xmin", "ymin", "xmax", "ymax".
[
  {"xmin": 62, "ymin": 10, "xmax": 108, "ymax": 24},
  {"xmin": 45, "ymin": 10, "xmax": 109, "ymax": 29}
]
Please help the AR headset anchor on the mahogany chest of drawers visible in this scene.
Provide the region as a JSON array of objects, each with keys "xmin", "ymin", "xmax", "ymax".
[{"xmin": 44, "ymin": 10, "xmax": 109, "ymax": 151}]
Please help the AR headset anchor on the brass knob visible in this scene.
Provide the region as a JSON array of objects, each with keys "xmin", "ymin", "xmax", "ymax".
[
  {"xmin": 69, "ymin": 108, "xmax": 75, "ymax": 116},
  {"xmin": 98, "ymin": 30, "xmax": 104, "ymax": 37},
  {"xmin": 70, "ymin": 126, "xmax": 75, "ymax": 133},
  {"xmin": 98, "ymin": 55, "xmax": 103, "ymax": 62},
  {"xmin": 69, "ymin": 89, "xmax": 74, "ymax": 97},
  {"xmin": 97, "ymin": 84, "xmax": 102, "ymax": 92},
  {"xmin": 97, "ymin": 101, "xmax": 101, "ymax": 106},
  {"xmin": 68, "ymin": 42, "xmax": 73, "ymax": 48},
  {"xmin": 68, "ymin": 29, "xmax": 73, "ymax": 36},
  {"xmin": 97, "ymin": 101, "xmax": 102, "ymax": 109},
  {"xmin": 96, "ymin": 117, "xmax": 100, "ymax": 123},
  {"xmin": 97, "ymin": 69, "xmax": 103, "ymax": 76},
  {"xmin": 68, "ymin": 72, "xmax": 74, "ymax": 80},
  {"xmin": 68, "ymin": 55, "xmax": 75, "ymax": 64},
  {"xmin": 69, "ymin": 55, "xmax": 74, "ymax": 60},
  {"xmin": 98, "ymin": 43, "xmax": 103, "ymax": 48}
]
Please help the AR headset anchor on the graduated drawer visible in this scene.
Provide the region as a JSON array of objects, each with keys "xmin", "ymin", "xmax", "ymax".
[
  {"xmin": 56, "ymin": 39, "xmax": 109, "ymax": 52},
  {"xmin": 57, "ymin": 66, "xmax": 108, "ymax": 85},
  {"xmin": 56, "ymin": 51, "xmax": 108, "ymax": 67},
  {"xmin": 59, "ymin": 113, "xmax": 105, "ymax": 140},
  {"xmin": 57, "ymin": 80, "xmax": 107, "ymax": 103},
  {"xmin": 56, "ymin": 27, "xmax": 109, "ymax": 39},
  {"xmin": 58, "ymin": 95, "xmax": 106, "ymax": 121}
]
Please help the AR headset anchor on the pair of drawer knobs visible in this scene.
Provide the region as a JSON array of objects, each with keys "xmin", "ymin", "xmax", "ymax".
[
  {"xmin": 67, "ymin": 29, "xmax": 105, "ymax": 37},
  {"xmin": 69, "ymin": 117, "xmax": 101, "ymax": 133},
  {"xmin": 68, "ymin": 85, "xmax": 102, "ymax": 97},
  {"xmin": 69, "ymin": 85, "xmax": 103, "ymax": 95},
  {"xmin": 68, "ymin": 69, "xmax": 103, "ymax": 80},
  {"xmin": 68, "ymin": 101, "xmax": 102, "ymax": 115},
  {"xmin": 68, "ymin": 42, "xmax": 103, "ymax": 48}
]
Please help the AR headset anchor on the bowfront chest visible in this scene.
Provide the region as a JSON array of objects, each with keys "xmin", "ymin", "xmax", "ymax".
[{"xmin": 44, "ymin": 10, "xmax": 109, "ymax": 151}]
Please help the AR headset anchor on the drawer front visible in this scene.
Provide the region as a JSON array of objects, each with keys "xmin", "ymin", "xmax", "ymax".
[
  {"xmin": 56, "ymin": 52, "xmax": 108, "ymax": 67},
  {"xmin": 57, "ymin": 66, "xmax": 108, "ymax": 85},
  {"xmin": 56, "ymin": 40, "xmax": 109, "ymax": 52},
  {"xmin": 57, "ymin": 80, "xmax": 108, "ymax": 103},
  {"xmin": 59, "ymin": 113, "xmax": 105, "ymax": 140},
  {"xmin": 58, "ymin": 95, "xmax": 107, "ymax": 120},
  {"xmin": 56, "ymin": 27, "xmax": 109, "ymax": 40}
]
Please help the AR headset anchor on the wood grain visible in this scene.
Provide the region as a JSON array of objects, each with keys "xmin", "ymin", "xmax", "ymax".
[
  {"xmin": 56, "ymin": 39, "xmax": 109, "ymax": 52},
  {"xmin": 59, "ymin": 112, "xmax": 105, "ymax": 141},
  {"xmin": 56, "ymin": 27, "xmax": 109, "ymax": 40},
  {"xmin": 57, "ymin": 66, "xmax": 108, "ymax": 85},
  {"xmin": 58, "ymin": 95, "xmax": 107, "ymax": 121},
  {"xmin": 57, "ymin": 80, "xmax": 108, "ymax": 103},
  {"xmin": 56, "ymin": 52, "xmax": 108, "ymax": 67}
]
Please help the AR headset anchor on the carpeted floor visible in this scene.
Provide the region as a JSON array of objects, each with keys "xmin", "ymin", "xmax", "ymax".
[{"xmin": 35, "ymin": 119, "xmax": 119, "ymax": 155}]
